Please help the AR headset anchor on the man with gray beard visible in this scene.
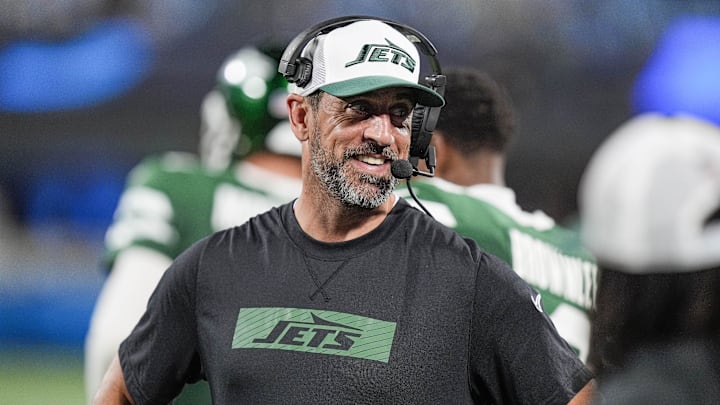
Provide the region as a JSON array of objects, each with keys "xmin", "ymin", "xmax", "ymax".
[{"xmin": 94, "ymin": 17, "xmax": 593, "ymax": 405}]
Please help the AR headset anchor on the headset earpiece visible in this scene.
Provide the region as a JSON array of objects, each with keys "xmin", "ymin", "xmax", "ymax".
[
  {"xmin": 293, "ymin": 57, "xmax": 313, "ymax": 87},
  {"xmin": 410, "ymin": 106, "xmax": 428, "ymax": 161},
  {"xmin": 279, "ymin": 16, "xmax": 368, "ymax": 84},
  {"xmin": 409, "ymin": 73, "xmax": 445, "ymax": 174}
]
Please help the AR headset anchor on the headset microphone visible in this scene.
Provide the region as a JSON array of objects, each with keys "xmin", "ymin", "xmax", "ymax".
[
  {"xmin": 391, "ymin": 159, "xmax": 434, "ymax": 218},
  {"xmin": 391, "ymin": 146, "xmax": 438, "ymax": 179},
  {"xmin": 391, "ymin": 160, "xmax": 414, "ymax": 179}
]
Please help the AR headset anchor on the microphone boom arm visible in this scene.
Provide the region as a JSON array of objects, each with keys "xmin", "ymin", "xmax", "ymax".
[{"xmin": 409, "ymin": 145, "xmax": 437, "ymax": 177}]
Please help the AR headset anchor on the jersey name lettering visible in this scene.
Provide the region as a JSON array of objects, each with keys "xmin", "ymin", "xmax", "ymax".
[{"xmin": 510, "ymin": 229, "xmax": 597, "ymax": 309}]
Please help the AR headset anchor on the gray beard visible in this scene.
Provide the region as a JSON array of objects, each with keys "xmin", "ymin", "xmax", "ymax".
[{"xmin": 309, "ymin": 126, "xmax": 399, "ymax": 209}]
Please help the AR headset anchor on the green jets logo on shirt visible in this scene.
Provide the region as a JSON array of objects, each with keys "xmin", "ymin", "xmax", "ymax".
[
  {"xmin": 345, "ymin": 39, "xmax": 416, "ymax": 73},
  {"xmin": 232, "ymin": 307, "xmax": 397, "ymax": 362}
]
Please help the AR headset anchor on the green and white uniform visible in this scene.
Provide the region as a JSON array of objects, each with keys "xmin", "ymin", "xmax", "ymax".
[
  {"xmin": 105, "ymin": 151, "xmax": 302, "ymax": 264},
  {"xmin": 398, "ymin": 178, "xmax": 597, "ymax": 362}
]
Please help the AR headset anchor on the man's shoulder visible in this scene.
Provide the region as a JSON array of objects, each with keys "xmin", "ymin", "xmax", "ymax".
[
  {"xmin": 397, "ymin": 180, "xmax": 515, "ymax": 228},
  {"xmin": 126, "ymin": 152, "xmax": 205, "ymax": 184},
  {"xmin": 395, "ymin": 198, "xmax": 488, "ymax": 260},
  {"xmin": 215, "ymin": 201, "xmax": 289, "ymax": 233},
  {"xmin": 399, "ymin": 181, "xmax": 595, "ymax": 258},
  {"xmin": 122, "ymin": 152, "xmax": 238, "ymax": 196}
]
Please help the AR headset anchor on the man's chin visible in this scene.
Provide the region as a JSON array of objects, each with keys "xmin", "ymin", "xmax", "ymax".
[{"xmin": 349, "ymin": 187, "xmax": 395, "ymax": 209}]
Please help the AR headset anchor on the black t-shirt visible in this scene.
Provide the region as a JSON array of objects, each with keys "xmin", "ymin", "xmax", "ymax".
[{"xmin": 120, "ymin": 199, "xmax": 592, "ymax": 404}]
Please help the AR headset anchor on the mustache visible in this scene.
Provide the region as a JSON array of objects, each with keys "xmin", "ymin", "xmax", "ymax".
[{"xmin": 343, "ymin": 143, "xmax": 399, "ymax": 161}]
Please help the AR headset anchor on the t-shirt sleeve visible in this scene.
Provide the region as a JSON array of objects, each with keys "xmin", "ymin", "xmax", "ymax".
[
  {"xmin": 118, "ymin": 237, "xmax": 206, "ymax": 405},
  {"xmin": 468, "ymin": 252, "xmax": 593, "ymax": 404}
]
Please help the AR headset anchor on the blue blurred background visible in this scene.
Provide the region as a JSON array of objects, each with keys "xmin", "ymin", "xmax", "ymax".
[{"xmin": 1, "ymin": 1, "xmax": 720, "ymax": 403}]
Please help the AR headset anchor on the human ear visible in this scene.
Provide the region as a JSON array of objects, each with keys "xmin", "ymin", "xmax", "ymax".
[{"xmin": 287, "ymin": 94, "xmax": 310, "ymax": 141}]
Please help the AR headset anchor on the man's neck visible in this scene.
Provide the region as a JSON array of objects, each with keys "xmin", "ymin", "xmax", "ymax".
[
  {"xmin": 293, "ymin": 186, "xmax": 395, "ymax": 243},
  {"xmin": 437, "ymin": 149, "xmax": 505, "ymax": 187}
]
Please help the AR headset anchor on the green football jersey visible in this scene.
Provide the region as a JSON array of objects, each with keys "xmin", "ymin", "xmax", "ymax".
[
  {"xmin": 397, "ymin": 177, "xmax": 597, "ymax": 362},
  {"xmin": 104, "ymin": 151, "xmax": 302, "ymax": 267}
]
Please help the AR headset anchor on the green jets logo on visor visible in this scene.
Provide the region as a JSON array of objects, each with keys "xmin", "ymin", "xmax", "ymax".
[{"xmin": 345, "ymin": 39, "xmax": 416, "ymax": 73}]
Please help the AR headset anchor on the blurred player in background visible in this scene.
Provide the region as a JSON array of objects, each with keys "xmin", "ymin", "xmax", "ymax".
[
  {"xmin": 397, "ymin": 67, "xmax": 597, "ymax": 362},
  {"xmin": 84, "ymin": 45, "xmax": 302, "ymax": 404},
  {"xmin": 579, "ymin": 113, "xmax": 720, "ymax": 403}
]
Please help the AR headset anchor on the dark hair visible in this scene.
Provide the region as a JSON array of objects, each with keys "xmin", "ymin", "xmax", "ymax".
[
  {"xmin": 588, "ymin": 264, "xmax": 720, "ymax": 376},
  {"xmin": 434, "ymin": 67, "xmax": 516, "ymax": 156}
]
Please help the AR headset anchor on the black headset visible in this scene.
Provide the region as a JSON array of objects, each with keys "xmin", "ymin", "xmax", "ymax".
[{"xmin": 278, "ymin": 15, "xmax": 446, "ymax": 177}]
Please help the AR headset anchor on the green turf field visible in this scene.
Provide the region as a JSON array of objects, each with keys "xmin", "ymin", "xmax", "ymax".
[{"xmin": 0, "ymin": 347, "xmax": 85, "ymax": 405}]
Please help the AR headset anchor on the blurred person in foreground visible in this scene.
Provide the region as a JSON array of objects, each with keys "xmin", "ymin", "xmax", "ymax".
[
  {"xmin": 93, "ymin": 16, "xmax": 594, "ymax": 404},
  {"xmin": 397, "ymin": 67, "xmax": 597, "ymax": 363},
  {"xmin": 578, "ymin": 113, "xmax": 720, "ymax": 403},
  {"xmin": 84, "ymin": 45, "xmax": 302, "ymax": 404}
]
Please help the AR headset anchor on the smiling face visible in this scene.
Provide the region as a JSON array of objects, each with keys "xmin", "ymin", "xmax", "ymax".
[{"xmin": 307, "ymin": 88, "xmax": 415, "ymax": 209}]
